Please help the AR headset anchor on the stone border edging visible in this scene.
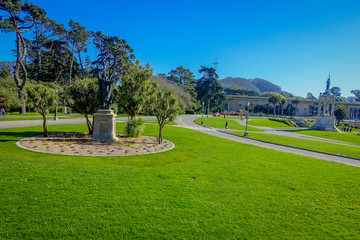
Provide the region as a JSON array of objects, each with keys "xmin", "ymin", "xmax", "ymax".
[{"xmin": 16, "ymin": 135, "xmax": 175, "ymax": 157}]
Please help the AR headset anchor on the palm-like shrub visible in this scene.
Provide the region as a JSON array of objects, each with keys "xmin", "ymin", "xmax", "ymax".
[{"xmin": 124, "ymin": 118, "xmax": 144, "ymax": 138}]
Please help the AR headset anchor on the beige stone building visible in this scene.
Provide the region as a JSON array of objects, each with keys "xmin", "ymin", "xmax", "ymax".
[{"xmin": 224, "ymin": 95, "xmax": 360, "ymax": 119}]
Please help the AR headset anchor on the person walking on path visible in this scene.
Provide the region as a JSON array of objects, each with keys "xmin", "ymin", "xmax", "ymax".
[
  {"xmin": 0, "ymin": 108, "xmax": 5, "ymax": 117},
  {"xmin": 225, "ymin": 121, "xmax": 228, "ymax": 129}
]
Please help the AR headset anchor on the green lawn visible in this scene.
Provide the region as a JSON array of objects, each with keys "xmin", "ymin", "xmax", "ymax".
[
  {"xmin": 194, "ymin": 117, "xmax": 264, "ymax": 132},
  {"xmin": 0, "ymin": 113, "xmax": 85, "ymax": 121},
  {"xmin": 233, "ymin": 131, "xmax": 360, "ymax": 159},
  {"xmin": 1, "ymin": 123, "xmax": 360, "ymax": 239},
  {"xmin": 293, "ymin": 130, "xmax": 360, "ymax": 146},
  {"xmin": 248, "ymin": 118, "xmax": 300, "ymax": 129}
]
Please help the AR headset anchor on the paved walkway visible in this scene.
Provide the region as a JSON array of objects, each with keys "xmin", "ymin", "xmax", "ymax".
[
  {"xmin": 233, "ymin": 119, "xmax": 360, "ymax": 148},
  {"xmin": 175, "ymin": 115, "xmax": 360, "ymax": 168},
  {"xmin": 0, "ymin": 116, "xmax": 156, "ymax": 129}
]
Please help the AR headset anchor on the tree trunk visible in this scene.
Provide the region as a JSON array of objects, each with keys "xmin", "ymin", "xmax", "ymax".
[
  {"xmin": 158, "ymin": 124, "xmax": 163, "ymax": 144},
  {"xmin": 18, "ymin": 89, "xmax": 26, "ymax": 114},
  {"xmin": 35, "ymin": 24, "xmax": 41, "ymax": 81},
  {"xmin": 85, "ymin": 114, "xmax": 93, "ymax": 134},
  {"xmin": 15, "ymin": 31, "xmax": 27, "ymax": 114},
  {"xmin": 68, "ymin": 45, "xmax": 75, "ymax": 85},
  {"xmin": 78, "ymin": 51, "xmax": 84, "ymax": 79},
  {"xmin": 273, "ymin": 104, "xmax": 276, "ymax": 116},
  {"xmin": 43, "ymin": 114, "xmax": 48, "ymax": 137}
]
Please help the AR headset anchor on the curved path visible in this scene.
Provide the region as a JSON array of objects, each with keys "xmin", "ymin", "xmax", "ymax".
[
  {"xmin": 233, "ymin": 118, "xmax": 359, "ymax": 147},
  {"xmin": 175, "ymin": 115, "xmax": 360, "ymax": 168}
]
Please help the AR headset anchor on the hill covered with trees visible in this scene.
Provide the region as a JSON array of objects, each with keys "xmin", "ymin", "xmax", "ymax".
[{"xmin": 219, "ymin": 77, "xmax": 282, "ymax": 95}]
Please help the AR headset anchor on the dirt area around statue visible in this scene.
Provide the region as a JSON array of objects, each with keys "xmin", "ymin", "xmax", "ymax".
[{"xmin": 17, "ymin": 133, "xmax": 174, "ymax": 157}]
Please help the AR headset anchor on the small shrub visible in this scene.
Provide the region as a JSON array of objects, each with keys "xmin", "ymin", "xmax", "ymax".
[
  {"xmin": 124, "ymin": 118, "xmax": 145, "ymax": 138},
  {"xmin": 268, "ymin": 118, "xmax": 296, "ymax": 127}
]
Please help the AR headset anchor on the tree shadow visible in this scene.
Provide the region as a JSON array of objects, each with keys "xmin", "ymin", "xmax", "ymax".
[{"xmin": 0, "ymin": 130, "xmax": 73, "ymax": 142}]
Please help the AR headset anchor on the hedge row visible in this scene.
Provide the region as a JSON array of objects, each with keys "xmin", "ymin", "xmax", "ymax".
[{"xmin": 268, "ymin": 118, "xmax": 296, "ymax": 127}]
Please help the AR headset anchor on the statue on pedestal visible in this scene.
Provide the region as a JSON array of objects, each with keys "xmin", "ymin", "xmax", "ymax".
[{"xmin": 98, "ymin": 73, "xmax": 113, "ymax": 110}]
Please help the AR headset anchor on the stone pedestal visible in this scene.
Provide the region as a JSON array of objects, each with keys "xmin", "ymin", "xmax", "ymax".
[
  {"xmin": 91, "ymin": 109, "xmax": 118, "ymax": 142},
  {"xmin": 309, "ymin": 115, "xmax": 340, "ymax": 132}
]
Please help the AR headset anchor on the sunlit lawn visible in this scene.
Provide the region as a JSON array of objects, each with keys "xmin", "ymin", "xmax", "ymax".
[
  {"xmin": 293, "ymin": 130, "xmax": 360, "ymax": 146},
  {"xmin": 248, "ymin": 118, "xmax": 301, "ymax": 129},
  {"xmin": 0, "ymin": 123, "xmax": 360, "ymax": 239},
  {"xmin": 194, "ymin": 117, "xmax": 263, "ymax": 132}
]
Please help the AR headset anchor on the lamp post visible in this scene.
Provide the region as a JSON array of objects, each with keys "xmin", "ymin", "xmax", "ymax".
[
  {"xmin": 53, "ymin": 89, "xmax": 58, "ymax": 121},
  {"xmin": 244, "ymin": 102, "xmax": 249, "ymax": 137},
  {"xmin": 201, "ymin": 101, "xmax": 204, "ymax": 124}
]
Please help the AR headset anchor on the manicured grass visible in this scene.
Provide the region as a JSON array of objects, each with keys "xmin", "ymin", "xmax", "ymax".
[
  {"xmin": 143, "ymin": 119, "xmax": 177, "ymax": 125},
  {"xmin": 0, "ymin": 113, "xmax": 85, "ymax": 121},
  {"xmin": 293, "ymin": 130, "xmax": 360, "ymax": 146},
  {"xmin": 248, "ymin": 118, "xmax": 301, "ymax": 129},
  {"xmin": 1, "ymin": 124, "xmax": 360, "ymax": 239},
  {"xmin": 233, "ymin": 131, "xmax": 360, "ymax": 159},
  {"xmin": 194, "ymin": 117, "xmax": 263, "ymax": 132}
]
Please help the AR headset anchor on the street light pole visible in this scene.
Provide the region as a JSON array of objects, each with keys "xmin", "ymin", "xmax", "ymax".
[
  {"xmin": 54, "ymin": 89, "xmax": 58, "ymax": 121},
  {"xmin": 201, "ymin": 102, "xmax": 204, "ymax": 124},
  {"xmin": 244, "ymin": 102, "xmax": 249, "ymax": 137}
]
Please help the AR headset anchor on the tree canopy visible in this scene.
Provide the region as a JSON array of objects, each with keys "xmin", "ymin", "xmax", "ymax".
[{"xmin": 196, "ymin": 66, "xmax": 225, "ymax": 114}]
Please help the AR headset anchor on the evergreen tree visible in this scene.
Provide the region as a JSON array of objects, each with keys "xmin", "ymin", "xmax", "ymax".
[
  {"xmin": 151, "ymin": 87, "xmax": 179, "ymax": 144},
  {"xmin": 66, "ymin": 78, "xmax": 99, "ymax": 134},
  {"xmin": 0, "ymin": 0, "xmax": 47, "ymax": 113},
  {"xmin": 26, "ymin": 81, "xmax": 57, "ymax": 137},
  {"xmin": 66, "ymin": 20, "xmax": 90, "ymax": 83},
  {"xmin": 116, "ymin": 62, "xmax": 154, "ymax": 120},
  {"xmin": 334, "ymin": 105, "xmax": 348, "ymax": 126},
  {"xmin": 196, "ymin": 66, "xmax": 225, "ymax": 115},
  {"xmin": 167, "ymin": 66, "xmax": 198, "ymax": 108}
]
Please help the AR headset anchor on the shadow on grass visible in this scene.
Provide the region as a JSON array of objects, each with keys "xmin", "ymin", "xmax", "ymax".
[{"xmin": 0, "ymin": 130, "xmax": 78, "ymax": 142}]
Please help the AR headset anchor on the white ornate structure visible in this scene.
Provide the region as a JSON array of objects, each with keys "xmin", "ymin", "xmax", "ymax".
[{"xmin": 309, "ymin": 84, "xmax": 340, "ymax": 132}]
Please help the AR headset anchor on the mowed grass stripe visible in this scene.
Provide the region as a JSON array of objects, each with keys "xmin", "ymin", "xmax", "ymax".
[{"xmin": 0, "ymin": 123, "xmax": 359, "ymax": 239}]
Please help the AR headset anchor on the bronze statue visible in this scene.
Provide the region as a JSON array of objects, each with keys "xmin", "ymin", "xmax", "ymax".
[{"xmin": 98, "ymin": 73, "xmax": 113, "ymax": 110}]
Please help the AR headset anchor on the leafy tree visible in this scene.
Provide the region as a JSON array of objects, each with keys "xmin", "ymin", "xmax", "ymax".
[
  {"xmin": 26, "ymin": 81, "xmax": 57, "ymax": 137},
  {"xmin": 151, "ymin": 87, "xmax": 179, "ymax": 144},
  {"xmin": 92, "ymin": 31, "xmax": 135, "ymax": 84},
  {"xmin": 116, "ymin": 62, "xmax": 154, "ymax": 120},
  {"xmin": 66, "ymin": 20, "xmax": 90, "ymax": 83},
  {"xmin": 306, "ymin": 92, "xmax": 317, "ymax": 100},
  {"xmin": 0, "ymin": 0, "xmax": 47, "ymax": 113},
  {"xmin": 292, "ymin": 98, "xmax": 300, "ymax": 116},
  {"xmin": 279, "ymin": 95, "xmax": 287, "ymax": 115},
  {"xmin": 66, "ymin": 78, "xmax": 99, "ymax": 134},
  {"xmin": 351, "ymin": 90, "xmax": 360, "ymax": 102},
  {"xmin": 28, "ymin": 17, "xmax": 65, "ymax": 81},
  {"xmin": 334, "ymin": 105, "xmax": 348, "ymax": 125},
  {"xmin": 267, "ymin": 93, "xmax": 282, "ymax": 116},
  {"xmin": 224, "ymin": 87, "xmax": 260, "ymax": 96},
  {"xmin": 0, "ymin": 75, "xmax": 21, "ymax": 112},
  {"xmin": 0, "ymin": 67, "xmax": 9, "ymax": 78},
  {"xmin": 330, "ymin": 86, "xmax": 341, "ymax": 96},
  {"xmin": 167, "ymin": 66, "xmax": 198, "ymax": 107},
  {"xmin": 152, "ymin": 74, "xmax": 195, "ymax": 114},
  {"xmin": 196, "ymin": 66, "xmax": 225, "ymax": 115},
  {"xmin": 0, "ymin": 61, "xmax": 14, "ymax": 74}
]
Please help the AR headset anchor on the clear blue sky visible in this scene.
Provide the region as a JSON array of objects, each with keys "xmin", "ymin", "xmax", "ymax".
[{"xmin": 1, "ymin": 0, "xmax": 359, "ymax": 97}]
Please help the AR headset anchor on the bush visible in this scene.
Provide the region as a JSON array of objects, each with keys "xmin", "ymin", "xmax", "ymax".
[
  {"xmin": 268, "ymin": 118, "xmax": 296, "ymax": 127},
  {"xmin": 124, "ymin": 118, "xmax": 145, "ymax": 138}
]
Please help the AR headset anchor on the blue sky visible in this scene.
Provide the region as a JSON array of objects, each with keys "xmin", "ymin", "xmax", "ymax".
[{"xmin": 1, "ymin": 0, "xmax": 359, "ymax": 97}]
